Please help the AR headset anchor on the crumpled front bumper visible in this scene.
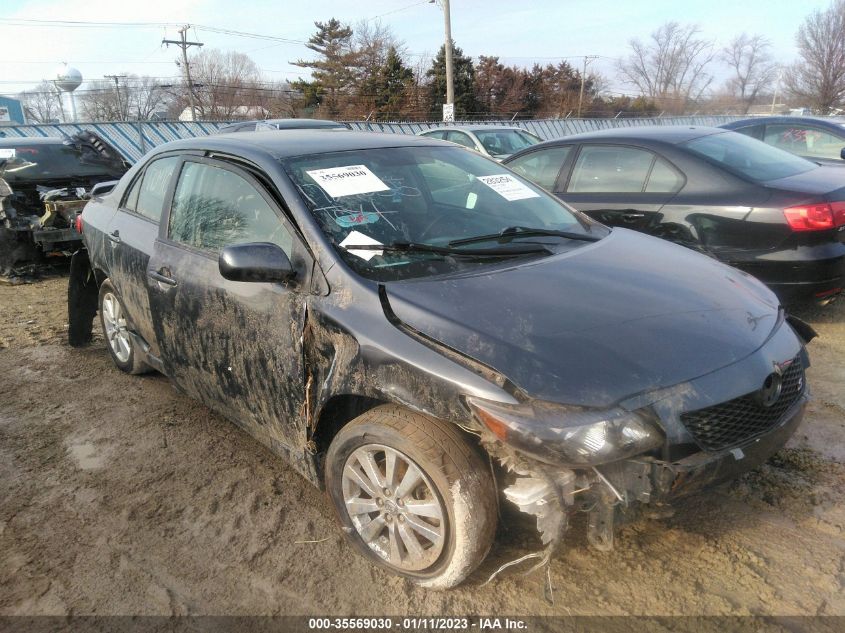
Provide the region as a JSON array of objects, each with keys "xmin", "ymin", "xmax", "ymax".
[{"xmin": 598, "ymin": 394, "xmax": 808, "ymax": 505}]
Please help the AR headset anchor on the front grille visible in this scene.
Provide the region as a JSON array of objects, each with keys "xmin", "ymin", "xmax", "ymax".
[{"xmin": 680, "ymin": 356, "xmax": 805, "ymax": 451}]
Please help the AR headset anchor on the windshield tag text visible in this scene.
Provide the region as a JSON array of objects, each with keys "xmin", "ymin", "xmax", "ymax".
[
  {"xmin": 477, "ymin": 174, "xmax": 540, "ymax": 201},
  {"xmin": 306, "ymin": 165, "xmax": 390, "ymax": 198}
]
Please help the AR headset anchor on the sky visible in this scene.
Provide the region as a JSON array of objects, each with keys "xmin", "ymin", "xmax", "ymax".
[{"xmin": 0, "ymin": 0, "xmax": 833, "ymax": 100}]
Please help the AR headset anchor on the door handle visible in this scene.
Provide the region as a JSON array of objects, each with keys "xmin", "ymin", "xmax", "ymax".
[
  {"xmin": 147, "ymin": 269, "xmax": 177, "ymax": 287},
  {"xmin": 107, "ymin": 230, "xmax": 121, "ymax": 244}
]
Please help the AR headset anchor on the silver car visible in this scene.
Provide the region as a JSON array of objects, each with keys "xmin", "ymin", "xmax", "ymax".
[{"xmin": 417, "ymin": 126, "xmax": 541, "ymax": 161}]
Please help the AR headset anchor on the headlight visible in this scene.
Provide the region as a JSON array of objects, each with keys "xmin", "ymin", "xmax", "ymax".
[{"xmin": 467, "ymin": 397, "xmax": 664, "ymax": 467}]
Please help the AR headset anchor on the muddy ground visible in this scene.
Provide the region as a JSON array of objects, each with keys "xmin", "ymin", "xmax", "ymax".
[{"xmin": 0, "ymin": 277, "xmax": 844, "ymax": 618}]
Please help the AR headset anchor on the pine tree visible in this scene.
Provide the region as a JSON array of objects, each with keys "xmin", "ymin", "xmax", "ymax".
[
  {"xmin": 374, "ymin": 47, "xmax": 414, "ymax": 117},
  {"xmin": 426, "ymin": 42, "xmax": 479, "ymax": 119},
  {"xmin": 292, "ymin": 19, "xmax": 360, "ymax": 116}
]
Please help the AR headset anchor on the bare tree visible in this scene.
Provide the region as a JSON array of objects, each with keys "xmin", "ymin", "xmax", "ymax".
[
  {"xmin": 126, "ymin": 76, "xmax": 170, "ymax": 120},
  {"xmin": 354, "ymin": 20, "xmax": 406, "ymax": 77},
  {"xmin": 78, "ymin": 75, "xmax": 169, "ymax": 121},
  {"xmin": 722, "ymin": 34, "xmax": 778, "ymax": 113},
  {"xmin": 618, "ymin": 22, "xmax": 715, "ymax": 113},
  {"xmin": 783, "ymin": 0, "xmax": 845, "ymax": 113},
  {"xmin": 186, "ymin": 48, "xmax": 264, "ymax": 120},
  {"xmin": 17, "ymin": 81, "xmax": 64, "ymax": 123}
]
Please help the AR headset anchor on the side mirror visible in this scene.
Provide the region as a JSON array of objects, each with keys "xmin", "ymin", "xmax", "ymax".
[
  {"xmin": 219, "ymin": 242, "xmax": 295, "ymax": 283},
  {"xmin": 840, "ymin": 147, "xmax": 845, "ymax": 160}
]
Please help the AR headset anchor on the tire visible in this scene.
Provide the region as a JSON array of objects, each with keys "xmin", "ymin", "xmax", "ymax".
[
  {"xmin": 98, "ymin": 279, "xmax": 150, "ymax": 375},
  {"xmin": 325, "ymin": 404, "xmax": 497, "ymax": 589}
]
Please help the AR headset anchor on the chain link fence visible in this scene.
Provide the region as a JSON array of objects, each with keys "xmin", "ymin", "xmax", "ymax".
[{"xmin": 0, "ymin": 115, "xmax": 750, "ymax": 164}]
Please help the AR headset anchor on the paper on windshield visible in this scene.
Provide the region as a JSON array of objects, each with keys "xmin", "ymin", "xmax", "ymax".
[
  {"xmin": 306, "ymin": 165, "xmax": 390, "ymax": 198},
  {"xmin": 477, "ymin": 174, "xmax": 540, "ymax": 201},
  {"xmin": 0, "ymin": 149, "xmax": 16, "ymax": 159},
  {"xmin": 339, "ymin": 230, "xmax": 383, "ymax": 261}
]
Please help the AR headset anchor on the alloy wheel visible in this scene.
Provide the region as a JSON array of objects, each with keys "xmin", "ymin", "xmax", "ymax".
[{"xmin": 341, "ymin": 443, "xmax": 446, "ymax": 572}]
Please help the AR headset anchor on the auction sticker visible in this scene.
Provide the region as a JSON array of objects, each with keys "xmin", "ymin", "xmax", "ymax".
[
  {"xmin": 477, "ymin": 174, "xmax": 540, "ymax": 201},
  {"xmin": 307, "ymin": 165, "xmax": 390, "ymax": 198},
  {"xmin": 0, "ymin": 148, "xmax": 16, "ymax": 159}
]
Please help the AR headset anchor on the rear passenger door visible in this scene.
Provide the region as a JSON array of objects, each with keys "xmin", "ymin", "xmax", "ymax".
[
  {"xmin": 559, "ymin": 144, "xmax": 685, "ymax": 233},
  {"xmin": 146, "ymin": 156, "xmax": 310, "ymax": 450},
  {"xmin": 105, "ymin": 155, "xmax": 180, "ymax": 357}
]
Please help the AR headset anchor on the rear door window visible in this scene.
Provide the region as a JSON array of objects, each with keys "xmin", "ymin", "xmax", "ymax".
[
  {"xmin": 134, "ymin": 156, "xmax": 180, "ymax": 221},
  {"xmin": 567, "ymin": 145, "xmax": 655, "ymax": 193},
  {"xmin": 168, "ymin": 160, "xmax": 294, "ymax": 255}
]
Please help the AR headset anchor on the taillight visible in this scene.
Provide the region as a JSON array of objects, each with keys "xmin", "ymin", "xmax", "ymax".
[
  {"xmin": 74, "ymin": 215, "xmax": 83, "ymax": 234},
  {"xmin": 784, "ymin": 202, "xmax": 845, "ymax": 231}
]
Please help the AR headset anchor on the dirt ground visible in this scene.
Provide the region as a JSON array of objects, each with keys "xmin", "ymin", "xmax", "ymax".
[{"xmin": 1, "ymin": 277, "xmax": 844, "ymax": 617}]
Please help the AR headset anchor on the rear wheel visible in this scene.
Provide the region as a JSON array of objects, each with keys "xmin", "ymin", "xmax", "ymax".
[
  {"xmin": 98, "ymin": 280, "xmax": 149, "ymax": 375},
  {"xmin": 325, "ymin": 405, "xmax": 497, "ymax": 589}
]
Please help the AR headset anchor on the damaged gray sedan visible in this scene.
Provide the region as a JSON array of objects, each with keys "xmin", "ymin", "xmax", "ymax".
[{"xmin": 69, "ymin": 130, "xmax": 815, "ymax": 588}]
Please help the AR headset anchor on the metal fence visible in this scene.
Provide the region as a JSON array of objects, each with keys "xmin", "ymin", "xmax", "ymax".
[{"xmin": 0, "ymin": 116, "xmax": 747, "ymax": 164}]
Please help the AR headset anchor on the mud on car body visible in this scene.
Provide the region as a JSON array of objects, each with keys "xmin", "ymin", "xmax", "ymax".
[
  {"xmin": 69, "ymin": 130, "xmax": 815, "ymax": 588},
  {"xmin": 0, "ymin": 132, "xmax": 128, "ymax": 277}
]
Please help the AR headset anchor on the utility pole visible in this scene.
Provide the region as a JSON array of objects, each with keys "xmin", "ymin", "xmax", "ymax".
[
  {"xmin": 163, "ymin": 25, "xmax": 203, "ymax": 121},
  {"xmin": 443, "ymin": 0, "xmax": 454, "ymax": 106},
  {"xmin": 104, "ymin": 74, "xmax": 128, "ymax": 121},
  {"xmin": 770, "ymin": 69, "xmax": 782, "ymax": 115},
  {"xmin": 434, "ymin": 0, "xmax": 454, "ymax": 121},
  {"xmin": 577, "ymin": 56, "xmax": 598, "ymax": 118}
]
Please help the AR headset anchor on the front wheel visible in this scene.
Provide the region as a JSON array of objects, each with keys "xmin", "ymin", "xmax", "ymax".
[{"xmin": 325, "ymin": 405, "xmax": 497, "ymax": 589}]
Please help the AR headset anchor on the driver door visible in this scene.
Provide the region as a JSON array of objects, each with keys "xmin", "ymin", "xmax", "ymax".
[{"xmin": 146, "ymin": 156, "xmax": 310, "ymax": 451}]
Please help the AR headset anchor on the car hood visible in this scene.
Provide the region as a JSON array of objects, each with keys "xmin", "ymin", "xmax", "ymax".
[{"xmin": 383, "ymin": 229, "xmax": 781, "ymax": 408}]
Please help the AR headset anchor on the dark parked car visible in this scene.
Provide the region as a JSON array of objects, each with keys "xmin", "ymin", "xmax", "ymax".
[
  {"xmin": 0, "ymin": 133, "xmax": 128, "ymax": 276},
  {"xmin": 721, "ymin": 116, "xmax": 845, "ymax": 163},
  {"xmin": 504, "ymin": 126, "xmax": 845, "ymax": 303},
  {"xmin": 69, "ymin": 130, "xmax": 813, "ymax": 588},
  {"xmin": 215, "ymin": 118, "xmax": 349, "ymax": 134}
]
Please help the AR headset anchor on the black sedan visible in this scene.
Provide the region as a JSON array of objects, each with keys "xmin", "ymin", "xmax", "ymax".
[
  {"xmin": 69, "ymin": 130, "xmax": 812, "ymax": 588},
  {"xmin": 504, "ymin": 126, "xmax": 845, "ymax": 303},
  {"xmin": 721, "ymin": 116, "xmax": 845, "ymax": 163}
]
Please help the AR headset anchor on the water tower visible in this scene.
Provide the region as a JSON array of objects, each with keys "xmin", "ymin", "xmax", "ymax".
[{"xmin": 54, "ymin": 64, "xmax": 82, "ymax": 123}]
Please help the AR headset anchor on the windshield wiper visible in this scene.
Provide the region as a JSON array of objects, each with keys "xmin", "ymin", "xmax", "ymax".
[
  {"xmin": 448, "ymin": 225, "xmax": 602, "ymax": 247},
  {"xmin": 342, "ymin": 240, "xmax": 551, "ymax": 258}
]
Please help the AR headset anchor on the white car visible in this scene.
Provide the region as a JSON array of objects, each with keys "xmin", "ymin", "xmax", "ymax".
[{"xmin": 417, "ymin": 126, "xmax": 541, "ymax": 161}]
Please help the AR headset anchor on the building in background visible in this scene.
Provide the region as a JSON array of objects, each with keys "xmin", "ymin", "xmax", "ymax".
[{"xmin": 0, "ymin": 97, "xmax": 26, "ymax": 125}]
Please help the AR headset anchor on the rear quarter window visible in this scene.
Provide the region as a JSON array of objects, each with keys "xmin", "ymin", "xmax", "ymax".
[{"xmin": 132, "ymin": 156, "xmax": 180, "ymax": 222}]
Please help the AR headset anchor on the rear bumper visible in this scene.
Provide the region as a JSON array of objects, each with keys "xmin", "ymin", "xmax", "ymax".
[{"xmin": 729, "ymin": 242, "xmax": 845, "ymax": 302}]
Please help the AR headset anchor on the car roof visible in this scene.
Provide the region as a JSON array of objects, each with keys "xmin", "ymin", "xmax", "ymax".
[
  {"xmin": 502, "ymin": 126, "xmax": 730, "ymax": 162},
  {"xmin": 0, "ymin": 136, "xmax": 66, "ymax": 146},
  {"xmin": 557, "ymin": 125, "xmax": 726, "ymax": 144},
  {"xmin": 160, "ymin": 129, "xmax": 447, "ymax": 159},
  {"xmin": 721, "ymin": 116, "xmax": 845, "ymax": 131},
  {"xmin": 264, "ymin": 118, "xmax": 347, "ymax": 129}
]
